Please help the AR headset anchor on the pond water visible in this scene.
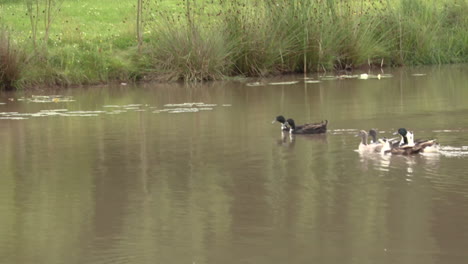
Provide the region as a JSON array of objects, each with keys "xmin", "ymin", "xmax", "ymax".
[{"xmin": 1, "ymin": 64, "xmax": 468, "ymax": 264}]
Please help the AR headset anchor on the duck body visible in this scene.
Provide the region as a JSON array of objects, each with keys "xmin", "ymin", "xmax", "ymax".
[
  {"xmin": 368, "ymin": 129, "xmax": 386, "ymax": 153},
  {"xmin": 286, "ymin": 118, "xmax": 328, "ymax": 134},
  {"xmin": 357, "ymin": 130, "xmax": 384, "ymax": 153},
  {"xmin": 382, "ymin": 128, "xmax": 439, "ymax": 155},
  {"xmin": 407, "ymin": 131, "xmax": 440, "ymax": 152},
  {"xmin": 357, "ymin": 130, "xmax": 371, "ymax": 152},
  {"xmin": 382, "ymin": 140, "xmax": 425, "ymax": 155}
]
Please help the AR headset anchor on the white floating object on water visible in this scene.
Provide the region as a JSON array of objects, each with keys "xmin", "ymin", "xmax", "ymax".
[
  {"xmin": 320, "ymin": 76, "xmax": 338, "ymax": 81},
  {"xmin": 32, "ymin": 111, "xmax": 63, "ymax": 117},
  {"xmin": 358, "ymin": 73, "xmax": 384, "ymax": 80},
  {"xmin": 65, "ymin": 114, "xmax": 99, "ymax": 117},
  {"xmin": 379, "ymin": 74, "xmax": 393, "ymax": 78},
  {"xmin": 103, "ymin": 105, "xmax": 122, "ymax": 108},
  {"xmin": 121, "ymin": 82, "xmax": 128, "ymax": 86},
  {"xmin": 0, "ymin": 103, "xmax": 5, "ymax": 105},
  {"xmin": 0, "ymin": 117, "xmax": 28, "ymax": 120},
  {"xmin": 168, "ymin": 108, "xmax": 200, "ymax": 113},
  {"xmin": 164, "ymin": 102, "xmax": 216, "ymax": 108},
  {"xmin": 67, "ymin": 111, "xmax": 105, "ymax": 114},
  {"xmin": 44, "ymin": 109, "xmax": 68, "ymax": 112},
  {"xmin": 28, "ymin": 95, "xmax": 75, "ymax": 103},
  {"xmin": 0, "ymin": 111, "xmax": 19, "ymax": 115},
  {"xmin": 246, "ymin": 82, "xmax": 264, "ymax": 87},
  {"xmin": 338, "ymin": 75, "xmax": 358, "ymax": 79},
  {"xmin": 412, "ymin": 73, "xmax": 426, "ymax": 77},
  {"xmin": 359, "ymin": 73, "xmax": 369, "ymax": 79},
  {"xmin": 333, "ymin": 129, "xmax": 358, "ymax": 132},
  {"xmin": 268, "ymin": 81, "xmax": 299, "ymax": 85},
  {"xmin": 304, "ymin": 80, "xmax": 321, "ymax": 84},
  {"xmin": 222, "ymin": 104, "xmax": 232, "ymax": 107},
  {"xmin": 164, "ymin": 103, "xmax": 193, "ymax": 107},
  {"xmin": 106, "ymin": 110, "xmax": 127, "ymax": 114}
]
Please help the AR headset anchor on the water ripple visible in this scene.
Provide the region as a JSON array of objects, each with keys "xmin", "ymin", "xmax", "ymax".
[{"xmin": 439, "ymin": 146, "xmax": 468, "ymax": 157}]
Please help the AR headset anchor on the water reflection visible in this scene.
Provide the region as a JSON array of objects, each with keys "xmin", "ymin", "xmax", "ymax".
[{"xmin": 1, "ymin": 65, "xmax": 468, "ymax": 264}]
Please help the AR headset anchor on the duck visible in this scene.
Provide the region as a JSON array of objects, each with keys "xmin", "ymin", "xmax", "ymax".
[
  {"xmin": 285, "ymin": 118, "xmax": 328, "ymax": 134},
  {"xmin": 357, "ymin": 130, "xmax": 371, "ymax": 152},
  {"xmin": 272, "ymin": 115, "xmax": 290, "ymax": 132},
  {"xmin": 357, "ymin": 130, "xmax": 385, "ymax": 153},
  {"xmin": 380, "ymin": 138, "xmax": 426, "ymax": 155},
  {"xmin": 393, "ymin": 128, "xmax": 411, "ymax": 146},
  {"xmin": 394, "ymin": 128, "xmax": 439, "ymax": 152}
]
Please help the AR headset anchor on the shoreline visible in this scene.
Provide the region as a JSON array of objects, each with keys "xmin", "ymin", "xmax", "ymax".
[{"xmin": 1, "ymin": 0, "xmax": 467, "ymax": 90}]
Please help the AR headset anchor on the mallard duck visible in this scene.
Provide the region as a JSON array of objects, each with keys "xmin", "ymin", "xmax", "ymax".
[
  {"xmin": 272, "ymin": 115, "xmax": 290, "ymax": 131},
  {"xmin": 380, "ymin": 138, "xmax": 425, "ymax": 155},
  {"xmin": 285, "ymin": 118, "xmax": 328, "ymax": 134},
  {"xmin": 394, "ymin": 128, "xmax": 439, "ymax": 152}
]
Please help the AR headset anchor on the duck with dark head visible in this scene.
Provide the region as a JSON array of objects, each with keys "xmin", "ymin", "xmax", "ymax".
[
  {"xmin": 272, "ymin": 115, "xmax": 290, "ymax": 132},
  {"xmin": 356, "ymin": 129, "xmax": 386, "ymax": 153},
  {"xmin": 285, "ymin": 118, "xmax": 328, "ymax": 134},
  {"xmin": 394, "ymin": 128, "xmax": 439, "ymax": 152},
  {"xmin": 381, "ymin": 128, "xmax": 439, "ymax": 155}
]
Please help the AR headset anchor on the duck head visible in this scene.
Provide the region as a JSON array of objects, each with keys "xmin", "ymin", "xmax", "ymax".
[
  {"xmin": 368, "ymin": 129, "xmax": 378, "ymax": 143},
  {"xmin": 356, "ymin": 130, "xmax": 369, "ymax": 147},
  {"xmin": 394, "ymin": 128, "xmax": 409, "ymax": 145},
  {"xmin": 272, "ymin": 115, "xmax": 286, "ymax": 124},
  {"xmin": 285, "ymin": 118, "xmax": 296, "ymax": 130},
  {"xmin": 272, "ymin": 115, "xmax": 289, "ymax": 130}
]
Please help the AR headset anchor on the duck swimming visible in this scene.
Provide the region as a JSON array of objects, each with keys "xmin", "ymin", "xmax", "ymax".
[
  {"xmin": 357, "ymin": 130, "xmax": 371, "ymax": 152},
  {"xmin": 394, "ymin": 128, "xmax": 439, "ymax": 152},
  {"xmin": 357, "ymin": 130, "xmax": 385, "ymax": 153},
  {"xmin": 380, "ymin": 128, "xmax": 439, "ymax": 155},
  {"xmin": 272, "ymin": 115, "xmax": 290, "ymax": 132},
  {"xmin": 380, "ymin": 138, "xmax": 426, "ymax": 155},
  {"xmin": 285, "ymin": 118, "xmax": 328, "ymax": 134}
]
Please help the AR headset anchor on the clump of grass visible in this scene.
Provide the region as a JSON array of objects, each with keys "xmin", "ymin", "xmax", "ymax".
[
  {"xmin": 145, "ymin": 21, "xmax": 233, "ymax": 81},
  {"xmin": 0, "ymin": 27, "xmax": 25, "ymax": 90},
  {"xmin": 19, "ymin": 42, "xmax": 139, "ymax": 88},
  {"xmin": 381, "ymin": 0, "xmax": 468, "ymax": 65}
]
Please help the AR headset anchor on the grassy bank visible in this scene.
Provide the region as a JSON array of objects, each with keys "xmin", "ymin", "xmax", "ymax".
[{"xmin": 0, "ymin": 0, "xmax": 467, "ymax": 90}]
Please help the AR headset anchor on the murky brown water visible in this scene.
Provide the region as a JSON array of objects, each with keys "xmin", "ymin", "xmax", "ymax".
[{"xmin": 1, "ymin": 64, "xmax": 468, "ymax": 264}]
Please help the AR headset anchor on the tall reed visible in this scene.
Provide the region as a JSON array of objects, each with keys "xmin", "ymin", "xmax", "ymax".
[
  {"xmin": 144, "ymin": 3, "xmax": 234, "ymax": 82},
  {"xmin": 0, "ymin": 27, "xmax": 25, "ymax": 90}
]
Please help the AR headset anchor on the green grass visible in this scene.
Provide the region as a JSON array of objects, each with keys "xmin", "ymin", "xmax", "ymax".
[{"xmin": 0, "ymin": 0, "xmax": 467, "ymax": 90}]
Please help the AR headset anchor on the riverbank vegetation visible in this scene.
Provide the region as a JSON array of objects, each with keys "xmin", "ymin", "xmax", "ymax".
[{"xmin": 1, "ymin": 0, "xmax": 467, "ymax": 89}]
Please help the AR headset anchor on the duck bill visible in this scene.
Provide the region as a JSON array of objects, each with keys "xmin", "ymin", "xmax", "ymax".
[{"xmin": 271, "ymin": 119, "xmax": 277, "ymax": 124}]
